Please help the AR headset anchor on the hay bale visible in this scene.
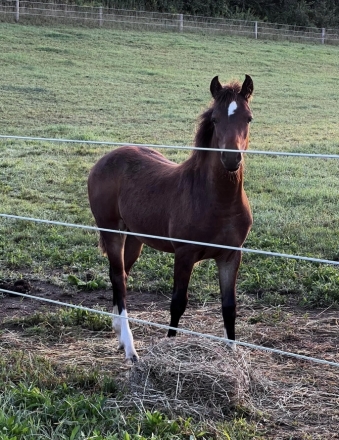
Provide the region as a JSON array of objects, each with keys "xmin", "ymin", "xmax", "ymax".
[{"xmin": 122, "ymin": 336, "xmax": 252, "ymax": 419}]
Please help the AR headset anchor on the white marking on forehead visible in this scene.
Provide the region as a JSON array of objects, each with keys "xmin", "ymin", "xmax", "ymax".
[{"xmin": 228, "ymin": 101, "xmax": 237, "ymax": 117}]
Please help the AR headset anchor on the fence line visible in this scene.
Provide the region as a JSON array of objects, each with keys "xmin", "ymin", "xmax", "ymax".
[
  {"xmin": 1, "ymin": 135, "xmax": 339, "ymax": 159},
  {"xmin": 1, "ymin": 1, "xmax": 339, "ymax": 45},
  {"xmin": 1, "ymin": 287, "xmax": 339, "ymax": 368},
  {"xmin": 1, "ymin": 214, "xmax": 339, "ymax": 266}
]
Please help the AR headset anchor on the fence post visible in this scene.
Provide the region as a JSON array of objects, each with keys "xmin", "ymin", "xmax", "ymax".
[
  {"xmin": 254, "ymin": 21, "xmax": 258, "ymax": 39},
  {"xmin": 179, "ymin": 13, "xmax": 183, "ymax": 32},
  {"xmin": 15, "ymin": 0, "xmax": 19, "ymax": 22},
  {"xmin": 99, "ymin": 6, "xmax": 103, "ymax": 26},
  {"xmin": 321, "ymin": 28, "xmax": 326, "ymax": 44}
]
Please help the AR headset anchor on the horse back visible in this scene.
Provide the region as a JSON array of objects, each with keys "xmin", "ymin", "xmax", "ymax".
[{"xmin": 88, "ymin": 146, "xmax": 179, "ymax": 248}]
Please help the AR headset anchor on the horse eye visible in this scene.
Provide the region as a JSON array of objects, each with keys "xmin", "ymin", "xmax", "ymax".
[
  {"xmin": 211, "ymin": 117, "xmax": 218, "ymax": 124},
  {"xmin": 248, "ymin": 116, "xmax": 253, "ymax": 123}
]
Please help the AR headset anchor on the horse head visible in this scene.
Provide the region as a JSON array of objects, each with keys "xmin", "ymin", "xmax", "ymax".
[{"xmin": 210, "ymin": 75, "xmax": 253, "ymax": 172}]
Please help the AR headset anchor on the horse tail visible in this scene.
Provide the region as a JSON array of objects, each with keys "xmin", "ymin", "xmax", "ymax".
[{"xmin": 98, "ymin": 233, "xmax": 107, "ymax": 256}]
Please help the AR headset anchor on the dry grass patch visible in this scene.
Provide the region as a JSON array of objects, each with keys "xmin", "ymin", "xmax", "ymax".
[
  {"xmin": 1, "ymin": 297, "xmax": 339, "ymax": 438},
  {"xmin": 123, "ymin": 337, "xmax": 252, "ymax": 420}
]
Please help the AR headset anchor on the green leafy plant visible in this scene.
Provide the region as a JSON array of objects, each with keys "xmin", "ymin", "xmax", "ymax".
[{"xmin": 66, "ymin": 274, "xmax": 107, "ymax": 291}]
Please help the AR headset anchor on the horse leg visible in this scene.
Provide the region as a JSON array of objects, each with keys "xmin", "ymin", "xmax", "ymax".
[
  {"xmin": 124, "ymin": 235, "xmax": 143, "ymax": 276},
  {"xmin": 101, "ymin": 230, "xmax": 139, "ymax": 362},
  {"xmin": 168, "ymin": 250, "xmax": 195, "ymax": 337},
  {"xmin": 216, "ymin": 251, "xmax": 242, "ymax": 346}
]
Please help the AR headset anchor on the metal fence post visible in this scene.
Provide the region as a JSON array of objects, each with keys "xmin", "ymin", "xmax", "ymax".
[
  {"xmin": 15, "ymin": 0, "xmax": 19, "ymax": 22},
  {"xmin": 99, "ymin": 6, "xmax": 103, "ymax": 26},
  {"xmin": 321, "ymin": 28, "xmax": 326, "ymax": 44},
  {"xmin": 254, "ymin": 21, "xmax": 258, "ymax": 39},
  {"xmin": 179, "ymin": 13, "xmax": 183, "ymax": 32}
]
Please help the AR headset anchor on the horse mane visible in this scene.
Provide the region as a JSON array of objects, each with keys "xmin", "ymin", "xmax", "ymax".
[{"xmin": 191, "ymin": 81, "xmax": 242, "ymax": 168}]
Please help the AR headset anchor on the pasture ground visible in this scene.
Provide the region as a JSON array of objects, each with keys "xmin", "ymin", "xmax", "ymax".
[
  {"xmin": 0, "ymin": 22, "xmax": 339, "ymax": 439},
  {"xmin": 1, "ymin": 279, "xmax": 338, "ymax": 439}
]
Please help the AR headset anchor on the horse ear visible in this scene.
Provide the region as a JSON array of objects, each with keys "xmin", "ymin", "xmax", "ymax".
[
  {"xmin": 240, "ymin": 75, "xmax": 254, "ymax": 101},
  {"xmin": 210, "ymin": 76, "xmax": 222, "ymax": 99}
]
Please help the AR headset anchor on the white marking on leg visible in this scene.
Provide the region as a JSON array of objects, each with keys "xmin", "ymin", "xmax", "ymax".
[
  {"xmin": 112, "ymin": 306, "xmax": 138, "ymax": 361},
  {"xmin": 120, "ymin": 309, "xmax": 138, "ymax": 360},
  {"xmin": 228, "ymin": 101, "xmax": 237, "ymax": 117},
  {"xmin": 112, "ymin": 305, "xmax": 121, "ymax": 335}
]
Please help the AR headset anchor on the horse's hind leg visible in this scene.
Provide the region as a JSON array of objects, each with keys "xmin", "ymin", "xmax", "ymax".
[
  {"xmin": 101, "ymin": 230, "xmax": 139, "ymax": 362},
  {"xmin": 124, "ymin": 235, "xmax": 143, "ymax": 276}
]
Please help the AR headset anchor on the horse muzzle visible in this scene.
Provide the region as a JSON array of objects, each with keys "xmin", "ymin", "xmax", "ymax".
[{"xmin": 220, "ymin": 151, "xmax": 242, "ymax": 172}]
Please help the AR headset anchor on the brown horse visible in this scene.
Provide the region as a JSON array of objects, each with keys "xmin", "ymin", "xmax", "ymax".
[{"xmin": 88, "ymin": 75, "xmax": 254, "ymax": 362}]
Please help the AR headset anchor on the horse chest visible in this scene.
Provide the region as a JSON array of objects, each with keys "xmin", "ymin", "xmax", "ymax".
[{"xmin": 212, "ymin": 200, "xmax": 252, "ymax": 245}]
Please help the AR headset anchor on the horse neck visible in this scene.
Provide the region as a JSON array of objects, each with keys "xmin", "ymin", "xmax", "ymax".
[
  {"xmin": 210, "ymin": 157, "xmax": 245, "ymax": 198},
  {"xmin": 188, "ymin": 135, "xmax": 245, "ymax": 197}
]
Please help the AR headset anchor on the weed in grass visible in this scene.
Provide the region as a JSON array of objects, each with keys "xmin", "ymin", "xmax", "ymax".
[
  {"xmin": 139, "ymin": 410, "xmax": 181, "ymax": 437},
  {"xmin": 218, "ymin": 417, "xmax": 265, "ymax": 440},
  {"xmin": 66, "ymin": 273, "xmax": 107, "ymax": 291},
  {"xmin": 60, "ymin": 307, "xmax": 111, "ymax": 331},
  {"xmin": 301, "ymin": 265, "xmax": 339, "ymax": 306}
]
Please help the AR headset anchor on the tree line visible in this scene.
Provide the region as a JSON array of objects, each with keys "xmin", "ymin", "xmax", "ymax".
[{"xmin": 39, "ymin": 0, "xmax": 339, "ymax": 28}]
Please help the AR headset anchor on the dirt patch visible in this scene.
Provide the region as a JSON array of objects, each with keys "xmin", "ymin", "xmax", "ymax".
[
  {"xmin": 0, "ymin": 278, "xmax": 339, "ymax": 439},
  {"xmin": 0, "ymin": 278, "xmax": 170, "ymax": 322}
]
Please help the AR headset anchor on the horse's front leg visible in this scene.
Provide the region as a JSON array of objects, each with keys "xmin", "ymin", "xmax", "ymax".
[
  {"xmin": 168, "ymin": 249, "xmax": 195, "ymax": 337},
  {"xmin": 216, "ymin": 251, "xmax": 242, "ymax": 345},
  {"xmin": 110, "ymin": 267, "xmax": 138, "ymax": 363},
  {"xmin": 102, "ymin": 231, "xmax": 138, "ymax": 363}
]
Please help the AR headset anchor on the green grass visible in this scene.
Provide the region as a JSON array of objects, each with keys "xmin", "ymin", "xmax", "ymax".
[
  {"xmin": 4, "ymin": 306, "xmax": 112, "ymax": 333},
  {"xmin": 0, "ymin": 367, "xmax": 194, "ymax": 439},
  {"xmin": 1, "ymin": 23, "xmax": 339, "ymax": 306},
  {"xmin": 0, "ymin": 377, "xmax": 259, "ymax": 439}
]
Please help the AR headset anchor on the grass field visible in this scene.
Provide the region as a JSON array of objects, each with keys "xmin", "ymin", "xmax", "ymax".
[{"xmin": 0, "ymin": 22, "xmax": 339, "ymax": 439}]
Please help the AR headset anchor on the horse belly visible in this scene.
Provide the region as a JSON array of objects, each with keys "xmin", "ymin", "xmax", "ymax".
[{"xmin": 119, "ymin": 187, "xmax": 176, "ymax": 253}]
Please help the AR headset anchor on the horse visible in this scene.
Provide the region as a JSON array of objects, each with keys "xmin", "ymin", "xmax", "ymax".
[{"xmin": 88, "ymin": 75, "xmax": 254, "ymax": 362}]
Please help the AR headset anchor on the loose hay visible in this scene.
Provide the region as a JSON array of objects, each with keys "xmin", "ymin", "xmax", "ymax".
[{"xmin": 114, "ymin": 336, "xmax": 253, "ymax": 419}]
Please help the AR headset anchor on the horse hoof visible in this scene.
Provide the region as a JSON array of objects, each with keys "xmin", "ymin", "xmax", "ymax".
[
  {"xmin": 125, "ymin": 354, "xmax": 139, "ymax": 364},
  {"xmin": 227, "ymin": 341, "xmax": 237, "ymax": 351},
  {"xmin": 131, "ymin": 354, "xmax": 139, "ymax": 363}
]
